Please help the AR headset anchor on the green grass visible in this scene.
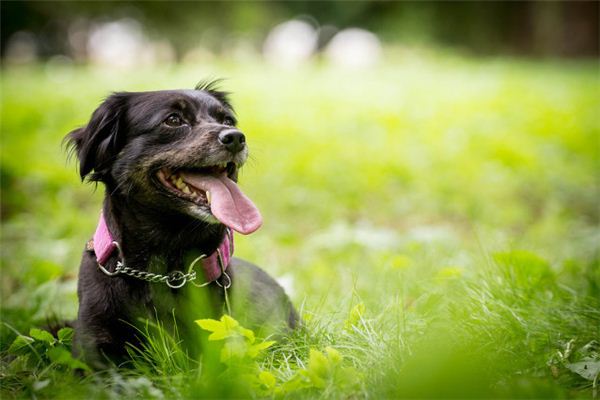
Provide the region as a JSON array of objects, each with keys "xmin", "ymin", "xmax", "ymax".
[{"xmin": 1, "ymin": 53, "xmax": 599, "ymax": 398}]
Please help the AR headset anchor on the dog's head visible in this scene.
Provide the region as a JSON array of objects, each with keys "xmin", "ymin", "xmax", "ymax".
[{"xmin": 66, "ymin": 81, "xmax": 262, "ymax": 234}]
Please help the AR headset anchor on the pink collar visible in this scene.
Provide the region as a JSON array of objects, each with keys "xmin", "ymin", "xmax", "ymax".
[{"xmin": 92, "ymin": 212, "xmax": 232, "ymax": 283}]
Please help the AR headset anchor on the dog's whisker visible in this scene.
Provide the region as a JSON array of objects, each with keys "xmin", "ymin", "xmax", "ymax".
[{"xmin": 109, "ymin": 179, "xmax": 129, "ymax": 197}]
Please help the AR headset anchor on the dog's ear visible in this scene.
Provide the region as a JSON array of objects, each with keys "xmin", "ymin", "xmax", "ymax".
[{"xmin": 66, "ymin": 93, "xmax": 129, "ymax": 182}]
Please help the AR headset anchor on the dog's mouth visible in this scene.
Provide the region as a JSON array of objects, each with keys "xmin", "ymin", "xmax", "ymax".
[{"xmin": 157, "ymin": 162, "xmax": 262, "ymax": 235}]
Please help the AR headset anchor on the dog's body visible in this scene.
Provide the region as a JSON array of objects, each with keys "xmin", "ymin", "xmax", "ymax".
[{"xmin": 68, "ymin": 83, "xmax": 296, "ymax": 367}]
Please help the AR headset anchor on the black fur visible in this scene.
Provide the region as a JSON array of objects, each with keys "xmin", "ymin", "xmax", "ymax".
[{"xmin": 66, "ymin": 83, "xmax": 297, "ymax": 368}]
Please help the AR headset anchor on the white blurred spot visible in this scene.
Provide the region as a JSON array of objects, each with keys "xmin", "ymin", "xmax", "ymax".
[
  {"xmin": 324, "ymin": 28, "xmax": 382, "ymax": 69},
  {"xmin": 87, "ymin": 19, "xmax": 174, "ymax": 68},
  {"xmin": 308, "ymin": 221, "xmax": 400, "ymax": 251},
  {"xmin": 4, "ymin": 31, "xmax": 38, "ymax": 65},
  {"xmin": 276, "ymin": 274, "xmax": 296, "ymax": 297},
  {"xmin": 263, "ymin": 19, "xmax": 318, "ymax": 67},
  {"xmin": 88, "ymin": 19, "xmax": 145, "ymax": 68},
  {"xmin": 407, "ymin": 225, "xmax": 456, "ymax": 244}
]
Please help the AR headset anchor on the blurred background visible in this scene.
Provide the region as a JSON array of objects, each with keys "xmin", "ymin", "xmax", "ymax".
[
  {"xmin": 1, "ymin": 1, "xmax": 599, "ymax": 398},
  {"xmin": 2, "ymin": 1, "xmax": 599, "ymax": 67}
]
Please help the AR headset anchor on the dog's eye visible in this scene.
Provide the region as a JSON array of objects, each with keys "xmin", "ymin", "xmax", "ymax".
[
  {"xmin": 223, "ymin": 116, "xmax": 235, "ymax": 126},
  {"xmin": 164, "ymin": 114, "xmax": 184, "ymax": 127}
]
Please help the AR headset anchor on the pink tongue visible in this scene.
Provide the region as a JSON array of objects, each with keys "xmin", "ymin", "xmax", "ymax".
[{"xmin": 181, "ymin": 172, "xmax": 262, "ymax": 234}]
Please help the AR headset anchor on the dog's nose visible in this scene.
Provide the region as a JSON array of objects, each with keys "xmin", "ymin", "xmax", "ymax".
[{"xmin": 218, "ymin": 129, "xmax": 246, "ymax": 153}]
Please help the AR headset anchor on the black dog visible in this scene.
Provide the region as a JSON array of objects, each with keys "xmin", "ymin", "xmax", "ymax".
[{"xmin": 66, "ymin": 81, "xmax": 297, "ymax": 368}]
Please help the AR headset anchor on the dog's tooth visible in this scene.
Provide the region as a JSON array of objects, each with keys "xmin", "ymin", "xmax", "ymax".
[
  {"xmin": 182, "ymin": 185, "xmax": 191, "ymax": 194},
  {"xmin": 206, "ymin": 191, "xmax": 212, "ymax": 205}
]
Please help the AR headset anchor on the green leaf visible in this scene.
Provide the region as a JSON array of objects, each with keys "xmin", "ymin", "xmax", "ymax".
[
  {"xmin": 46, "ymin": 346, "xmax": 72, "ymax": 363},
  {"xmin": 220, "ymin": 315, "xmax": 239, "ymax": 330},
  {"xmin": 207, "ymin": 331, "xmax": 228, "ymax": 341},
  {"xmin": 196, "ymin": 317, "xmax": 231, "ymax": 341},
  {"xmin": 258, "ymin": 370, "xmax": 276, "ymax": 389},
  {"xmin": 325, "ymin": 346, "xmax": 342, "ymax": 365},
  {"xmin": 57, "ymin": 327, "xmax": 74, "ymax": 343},
  {"xmin": 280, "ymin": 373, "xmax": 311, "ymax": 393},
  {"xmin": 239, "ymin": 326, "xmax": 255, "ymax": 344},
  {"xmin": 345, "ymin": 303, "xmax": 365, "ymax": 330},
  {"xmin": 248, "ymin": 340, "xmax": 276, "ymax": 358},
  {"xmin": 309, "ymin": 349, "xmax": 330, "ymax": 374},
  {"xmin": 47, "ymin": 346, "xmax": 90, "ymax": 371},
  {"xmin": 196, "ymin": 315, "xmax": 257, "ymax": 343},
  {"xmin": 29, "ymin": 328, "xmax": 55, "ymax": 344},
  {"xmin": 306, "ymin": 349, "xmax": 331, "ymax": 388},
  {"xmin": 220, "ymin": 340, "xmax": 247, "ymax": 363},
  {"xmin": 8, "ymin": 335, "xmax": 35, "ymax": 355},
  {"xmin": 196, "ymin": 318, "xmax": 222, "ymax": 332}
]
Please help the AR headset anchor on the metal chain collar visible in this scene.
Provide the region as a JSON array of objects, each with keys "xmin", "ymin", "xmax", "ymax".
[
  {"xmin": 111, "ymin": 261, "xmax": 197, "ymax": 289},
  {"xmin": 97, "ymin": 241, "xmax": 231, "ymax": 290}
]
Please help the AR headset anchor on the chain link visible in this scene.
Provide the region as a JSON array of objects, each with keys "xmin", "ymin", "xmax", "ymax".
[
  {"xmin": 96, "ymin": 237, "xmax": 231, "ymax": 291},
  {"xmin": 113, "ymin": 261, "xmax": 197, "ymax": 288}
]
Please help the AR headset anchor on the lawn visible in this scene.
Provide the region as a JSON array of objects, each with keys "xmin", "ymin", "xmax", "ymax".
[{"xmin": 1, "ymin": 53, "xmax": 599, "ymax": 398}]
